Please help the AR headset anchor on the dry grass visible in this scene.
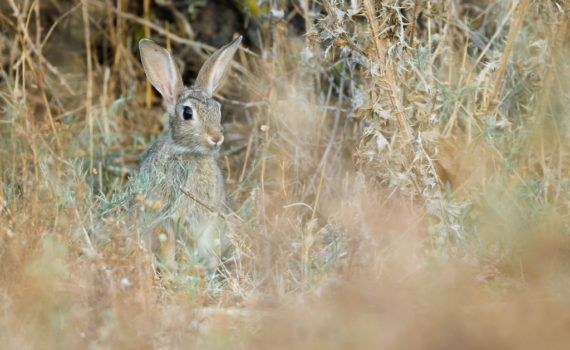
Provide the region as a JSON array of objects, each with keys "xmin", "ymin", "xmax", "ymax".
[{"xmin": 1, "ymin": 0, "xmax": 569, "ymax": 348}]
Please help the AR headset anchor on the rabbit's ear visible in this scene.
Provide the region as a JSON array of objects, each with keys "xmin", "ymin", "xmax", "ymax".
[
  {"xmin": 139, "ymin": 39, "xmax": 183, "ymax": 107},
  {"xmin": 195, "ymin": 36, "xmax": 242, "ymax": 96}
]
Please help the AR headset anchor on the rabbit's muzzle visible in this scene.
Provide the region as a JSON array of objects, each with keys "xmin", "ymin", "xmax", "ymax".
[{"xmin": 206, "ymin": 132, "xmax": 224, "ymax": 149}]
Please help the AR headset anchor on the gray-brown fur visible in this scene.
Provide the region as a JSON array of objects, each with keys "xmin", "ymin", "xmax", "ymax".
[{"xmin": 132, "ymin": 36, "xmax": 242, "ymax": 267}]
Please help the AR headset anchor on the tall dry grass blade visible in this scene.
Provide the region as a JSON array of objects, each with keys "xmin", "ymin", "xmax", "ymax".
[
  {"xmin": 311, "ymin": 159, "xmax": 326, "ymax": 222},
  {"xmin": 180, "ymin": 187, "xmax": 227, "ymax": 221},
  {"xmin": 82, "ymin": 0, "xmax": 94, "ymax": 169},
  {"xmin": 486, "ymin": 0, "xmax": 530, "ymax": 112},
  {"xmin": 165, "ymin": 21, "xmax": 171, "ymax": 51},
  {"xmin": 363, "ymin": 0, "xmax": 413, "ymax": 142},
  {"xmin": 9, "ymin": 0, "xmax": 63, "ymax": 155},
  {"xmin": 465, "ymin": 1, "xmax": 518, "ymax": 81},
  {"xmin": 239, "ymin": 134, "xmax": 254, "ymax": 183},
  {"xmin": 8, "ymin": 0, "xmax": 74, "ymax": 95},
  {"xmin": 144, "ymin": 0, "xmax": 151, "ymax": 109},
  {"xmin": 407, "ymin": 0, "xmax": 421, "ymax": 47}
]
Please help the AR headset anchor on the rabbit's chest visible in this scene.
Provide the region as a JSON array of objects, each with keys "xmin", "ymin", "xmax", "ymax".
[{"xmin": 178, "ymin": 158, "xmax": 225, "ymax": 210}]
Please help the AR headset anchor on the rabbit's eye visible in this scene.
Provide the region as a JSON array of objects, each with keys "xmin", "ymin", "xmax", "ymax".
[{"xmin": 182, "ymin": 106, "xmax": 193, "ymax": 120}]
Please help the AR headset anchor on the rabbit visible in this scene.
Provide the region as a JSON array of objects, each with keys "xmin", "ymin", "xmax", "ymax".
[{"xmin": 132, "ymin": 36, "xmax": 242, "ymax": 270}]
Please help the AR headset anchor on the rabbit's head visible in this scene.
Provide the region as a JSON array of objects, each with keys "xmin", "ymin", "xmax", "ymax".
[{"xmin": 139, "ymin": 36, "xmax": 242, "ymax": 154}]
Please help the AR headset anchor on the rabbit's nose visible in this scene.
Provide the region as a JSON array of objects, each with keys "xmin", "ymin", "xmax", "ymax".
[{"xmin": 207, "ymin": 134, "xmax": 224, "ymax": 147}]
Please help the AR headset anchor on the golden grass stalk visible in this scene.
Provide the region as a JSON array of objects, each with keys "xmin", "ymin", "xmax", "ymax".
[
  {"xmin": 144, "ymin": 0, "xmax": 151, "ymax": 109},
  {"xmin": 310, "ymin": 159, "xmax": 326, "ymax": 222},
  {"xmin": 363, "ymin": 0, "xmax": 413, "ymax": 142},
  {"xmin": 486, "ymin": 0, "xmax": 530, "ymax": 112},
  {"xmin": 82, "ymin": 0, "xmax": 94, "ymax": 169}
]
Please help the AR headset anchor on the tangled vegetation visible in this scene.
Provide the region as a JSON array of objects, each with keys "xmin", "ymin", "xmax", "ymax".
[{"xmin": 1, "ymin": 0, "xmax": 569, "ymax": 348}]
